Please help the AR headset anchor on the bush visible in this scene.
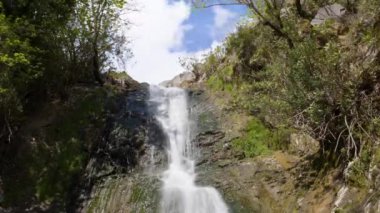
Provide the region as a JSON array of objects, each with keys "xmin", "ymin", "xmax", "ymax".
[
  {"xmin": 191, "ymin": 0, "xmax": 380, "ymax": 166},
  {"xmin": 233, "ymin": 118, "xmax": 271, "ymax": 158}
]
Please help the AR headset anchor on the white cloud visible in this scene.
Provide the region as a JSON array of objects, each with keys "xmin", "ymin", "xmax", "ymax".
[
  {"xmin": 118, "ymin": 1, "xmax": 241, "ymax": 84},
  {"xmin": 211, "ymin": 6, "xmax": 238, "ymax": 41},
  {"xmin": 213, "ymin": 6, "xmax": 237, "ymax": 28},
  {"xmin": 121, "ymin": 0, "xmax": 192, "ymax": 84}
]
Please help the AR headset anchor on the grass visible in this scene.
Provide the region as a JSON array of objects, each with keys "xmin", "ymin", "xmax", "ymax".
[
  {"xmin": 232, "ymin": 118, "xmax": 291, "ymax": 158},
  {"xmin": 232, "ymin": 118, "xmax": 271, "ymax": 158}
]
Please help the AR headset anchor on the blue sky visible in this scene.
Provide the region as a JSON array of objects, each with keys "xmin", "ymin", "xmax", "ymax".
[
  {"xmin": 124, "ymin": 0, "xmax": 247, "ymax": 84},
  {"xmin": 182, "ymin": 5, "xmax": 247, "ymax": 52}
]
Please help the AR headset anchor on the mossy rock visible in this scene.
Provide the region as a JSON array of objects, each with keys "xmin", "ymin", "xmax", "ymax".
[{"xmin": 86, "ymin": 176, "xmax": 160, "ymax": 213}]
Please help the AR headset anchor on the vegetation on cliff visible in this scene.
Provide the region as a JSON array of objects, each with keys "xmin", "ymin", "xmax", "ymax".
[
  {"xmin": 189, "ymin": 0, "xmax": 380, "ymax": 186},
  {"xmin": 1, "ymin": 0, "xmax": 380, "ymax": 211},
  {"xmin": 2, "ymin": 87, "xmax": 111, "ymax": 207},
  {"xmin": 0, "ymin": 0, "xmax": 129, "ymax": 144},
  {"xmin": 0, "ymin": 0, "xmax": 136, "ymax": 210}
]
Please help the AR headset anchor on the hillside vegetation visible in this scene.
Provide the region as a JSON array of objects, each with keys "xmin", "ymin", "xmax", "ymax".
[
  {"xmin": 0, "ymin": 0, "xmax": 134, "ymax": 211},
  {"xmin": 0, "ymin": 0, "xmax": 129, "ymax": 144},
  {"xmin": 1, "ymin": 0, "xmax": 380, "ymax": 211},
  {"xmin": 189, "ymin": 0, "xmax": 380, "ymax": 186}
]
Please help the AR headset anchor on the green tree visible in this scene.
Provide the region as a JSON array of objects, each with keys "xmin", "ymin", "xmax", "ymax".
[
  {"xmin": 0, "ymin": 0, "xmax": 129, "ymax": 142},
  {"xmin": 0, "ymin": 4, "xmax": 40, "ymax": 142},
  {"xmin": 74, "ymin": 0, "xmax": 127, "ymax": 85}
]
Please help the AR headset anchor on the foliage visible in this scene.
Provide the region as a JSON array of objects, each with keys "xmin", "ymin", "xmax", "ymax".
[
  {"xmin": 0, "ymin": 6, "xmax": 41, "ymax": 142},
  {"xmin": 37, "ymin": 89, "xmax": 107, "ymax": 201},
  {"xmin": 233, "ymin": 118, "xmax": 271, "ymax": 157},
  {"xmin": 346, "ymin": 157, "xmax": 370, "ymax": 188},
  {"xmin": 72, "ymin": 0, "xmax": 129, "ymax": 85},
  {"xmin": 0, "ymin": 0, "xmax": 129, "ymax": 143},
  {"xmin": 2, "ymin": 87, "xmax": 110, "ymax": 206},
  {"xmin": 233, "ymin": 117, "xmax": 292, "ymax": 158},
  {"xmin": 190, "ymin": 0, "xmax": 380, "ymax": 166},
  {"xmin": 0, "ymin": 0, "xmax": 130, "ymax": 208}
]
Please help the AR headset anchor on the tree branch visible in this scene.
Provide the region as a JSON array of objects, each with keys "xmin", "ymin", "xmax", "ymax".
[
  {"xmin": 4, "ymin": 114, "xmax": 12, "ymax": 144},
  {"xmin": 295, "ymin": 0, "xmax": 313, "ymax": 20},
  {"xmin": 192, "ymin": 2, "xmax": 244, "ymax": 8}
]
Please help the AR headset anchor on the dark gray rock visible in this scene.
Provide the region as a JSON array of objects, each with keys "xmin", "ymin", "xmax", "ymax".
[
  {"xmin": 95, "ymin": 85, "xmax": 167, "ymax": 172},
  {"xmin": 74, "ymin": 84, "xmax": 168, "ymax": 211},
  {"xmin": 194, "ymin": 131, "xmax": 225, "ymax": 147}
]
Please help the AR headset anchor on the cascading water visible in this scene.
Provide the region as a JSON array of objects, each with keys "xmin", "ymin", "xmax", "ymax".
[{"xmin": 149, "ymin": 85, "xmax": 229, "ymax": 213}]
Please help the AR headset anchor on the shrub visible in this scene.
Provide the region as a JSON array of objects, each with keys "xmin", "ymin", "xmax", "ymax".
[{"xmin": 233, "ymin": 118, "xmax": 271, "ymax": 157}]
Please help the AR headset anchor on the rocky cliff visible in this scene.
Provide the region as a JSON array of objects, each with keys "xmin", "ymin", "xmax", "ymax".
[
  {"xmin": 2, "ymin": 70, "xmax": 379, "ymax": 212},
  {"xmin": 175, "ymin": 74, "xmax": 380, "ymax": 212}
]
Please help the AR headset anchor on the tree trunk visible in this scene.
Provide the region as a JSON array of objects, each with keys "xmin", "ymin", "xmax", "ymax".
[
  {"xmin": 262, "ymin": 21, "xmax": 294, "ymax": 48},
  {"xmin": 295, "ymin": 0, "xmax": 313, "ymax": 20},
  {"xmin": 92, "ymin": 45, "xmax": 104, "ymax": 86}
]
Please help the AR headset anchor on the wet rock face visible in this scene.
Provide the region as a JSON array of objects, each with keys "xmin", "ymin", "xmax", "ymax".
[
  {"xmin": 82, "ymin": 174, "xmax": 161, "ymax": 213},
  {"xmin": 75, "ymin": 84, "xmax": 168, "ymax": 211},
  {"xmin": 186, "ymin": 88, "xmax": 339, "ymax": 212},
  {"xmin": 194, "ymin": 131, "xmax": 225, "ymax": 147},
  {"xmin": 98, "ymin": 84, "xmax": 167, "ymax": 171}
]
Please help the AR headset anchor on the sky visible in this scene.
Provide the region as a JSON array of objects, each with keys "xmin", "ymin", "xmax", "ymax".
[{"xmin": 122, "ymin": 0, "xmax": 247, "ymax": 84}]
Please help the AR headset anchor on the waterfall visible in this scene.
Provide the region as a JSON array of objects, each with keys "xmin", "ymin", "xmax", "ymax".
[{"xmin": 149, "ymin": 85, "xmax": 229, "ymax": 213}]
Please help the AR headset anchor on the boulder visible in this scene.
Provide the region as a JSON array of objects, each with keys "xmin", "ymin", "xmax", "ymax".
[
  {"xmin": 159, "ymin": 72, "xmax": 196, "ymax": 87},
  {"xmin": 289, "ymin": 133, "xmax": 320, "ymax": 156},
  {"xmin": 311, "ymin": 4, "xmax": 346, "ymax": 26}
]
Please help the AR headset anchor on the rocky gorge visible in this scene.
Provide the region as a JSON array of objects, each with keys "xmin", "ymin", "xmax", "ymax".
[
  {"xmin": 1, "ymin": 70, "xmax": 380, "ymax": 212},
  {"xmin": 2, "ymin": 0, "xmax": 380, "ymax": 212},
  {"xmin": 89, "ymin": 73, "xmax": 380, "ymax": 212}
]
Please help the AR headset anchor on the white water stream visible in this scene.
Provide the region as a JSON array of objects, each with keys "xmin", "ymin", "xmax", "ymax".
[{"xmin": 149, "ymin": 86, "xmax": 229, "ymax": 213}]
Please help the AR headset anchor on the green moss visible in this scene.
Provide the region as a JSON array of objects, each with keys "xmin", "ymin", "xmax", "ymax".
[
  {"xmin": 232, "ymin": 118, "xmax": 292, "ymax": 158},
  {"xmin": 130, "ymin": 185, "xmax": 147, "ymax": 203},
  {"xmin": 233, "ymin": 118, "xmax": 271, "ymax": 157},
  {"xmin": 87, "ymin": 191, "xmax": 102, "ymax": 213},
  {"xmin": 128, "ymin": 179, "xmax": 160, "ymax": 213},
  {"xmin": 87, "ymin": 178, "xmax": 119, "ymax": 213}
]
